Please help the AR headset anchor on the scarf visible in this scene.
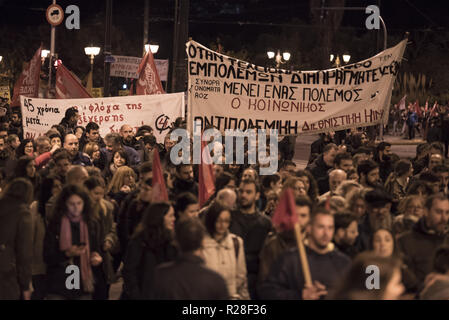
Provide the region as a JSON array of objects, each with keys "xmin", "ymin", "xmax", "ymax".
[{"xmin": 60, "ymin": 213, "xmax": 94, "ymax": 293}]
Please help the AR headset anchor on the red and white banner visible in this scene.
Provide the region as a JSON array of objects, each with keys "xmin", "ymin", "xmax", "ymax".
[
  {"xmin": 11, "ymin": 47, "xmax": 42, "ymax": 107},
  {"xmin": 135, "ymin": 51, "xmax": 165, "ymax": 95},
  {"xmin": 56, "ymin": 64, "xmax": 92, "ymax": 99}
]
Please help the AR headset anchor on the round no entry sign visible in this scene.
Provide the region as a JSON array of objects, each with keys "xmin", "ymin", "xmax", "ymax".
[{"xmin": 46, "ymin": 4, "xmax": 64, "ymax": 26}]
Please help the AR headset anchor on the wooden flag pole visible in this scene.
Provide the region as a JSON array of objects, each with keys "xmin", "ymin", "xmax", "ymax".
[{"xmin": 293, "ymin": 222, "xmax": 312, "ymax": 287}]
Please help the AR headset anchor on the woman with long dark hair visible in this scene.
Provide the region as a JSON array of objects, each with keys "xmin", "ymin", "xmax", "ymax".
[
  {"xmin": 122, "ymin": 202, "xmax": 177, "ymax": 299},
  {"xmin": 15, "ymin": 139, "xmax": 35, "ymax": 158},
  {"xmin": 44, "ymin": 184, "xmax": 102, "ymax": 300},
  {"xmin": 14, "ymin": 156, "xmax": 39, "ymax": 196}
]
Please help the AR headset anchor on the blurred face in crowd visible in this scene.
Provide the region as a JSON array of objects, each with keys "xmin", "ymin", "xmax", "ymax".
[
  {"xmin": 113, "ymin": 152, "xmax": 126, "ymax": 167},
  {"xmin": 362, "ymin": 168, "xmax": 380, "ymax": 187},
  {"xmin": 123, "ymin": 172, "xmax": 136, "ymax": 189},
  {"xmin": 10, "ymin": 137, "xmax": 20, "ymax": 149},
  {"xmin": 372, "ymin": 229, "xmax": 394, "ymax": 258},
  {"xmin": 295, "ymin": 205, "xmax": 310, "ymax": 231},
  {"xmin": 179, "ymin": 203, "xmax": 200, "ymax": 220},
  {"xmin": 139, "ymin": 182, "xmax": 153, "ymax": 203},
  {"xmin": 238, "ymin": 182, "xmax": 259, "ymax": 210},
  {"xmin": 297, "ymin": 176, "xmax": 310, "ymax": 193},
  {"xmin": 435, "ymin": 171, "xmax": 449, "ymax": 191},
  {"xmin": 380, "ymin": 146, "xmax": 392, "ymax": 161},
  {"xmin": 37, "ymin": 140, "xmax": 51, "ymax": 155},
  {"xmin": 425, "ymin": 198, "xmax": 449, "ymax": 234},
  {"xmin": 215, "ymin": 209, "xmax": 231, "ymax": 238},
  {"xmin": 337, "ymin": 159, "xmax": 354, "ymax": 173},
  {"xmin": 309, "ymin": 213, "xmax": 334, "ymax": 250},
  {"xmin": 52, "ymin": 179, "xmax": 63, "ymax": 197},
  {"xmin": 0, "ymin": 137, "xmax": 4, "ymax": 151},
  {"xmin": 66, "ymin": 194, "xmax": 84, "ymax": 218},
  {"xmin": 55, "ymin": 158, "xmax": 71, "ymax": 176},
  {"xmin": 64, "ymin": 134, "xmax": 79, "ymax": 157},
  {"xmin": 177, "ymin": 165, "xmax": 194, "ymax": 182},
  {"xmin": 86, "ymin": 129, "xmax": 100, "ymax": 142},
  {"xmin": 280, "ymin": 165, "xmax": 296, "ymax": 182},
  {"xmin": 70, "ymin": 112, "xmax": 80, "ymax": 126},
  {"xmin": 429, "ymin": 154, "xmax": 443, "ymax": 170},
  {"xmin": 405, "ymin": 198, "xmax": 424, "ymax": 218},
  {"xmin": 164, "ymin": 206, "xmax": 176, "ymax": 231},
  {"xmin": 383, "ymin": 268, "xmax": 404, "ymax": 300},
  {"xmin": 26, "ymin": 160, "xmax": 36, "ymax": 178},
  {"xmin": 120, "ymin": 125, "xmax": 134, "ymax": 142},
  {"xmin": 293, "ymin": 180, "xmax": 307, "ymax": 197},
  {"xmin": 271, "ymin": 178, "xmax": 283, "ymax": 194},
  {"xmin": 323, "ymin": 148, "xmax": 338, "ymax": 167},
  {"xmin": 164, "ymin": 135, "xmax": 175, "ymax": 151},
  {"xmin": 11, "ymin": 113, "xmax": 20, "ymax": 125},
  {"xmin": 24, "ymin": 141, "xmax": 34, "ymax": 156},
  {"xmin": 336, "ymin": 220, "xmax": 359, "ymax": 246},
  {"xmin": 90, "ymin": 186, "xmax": 105, "ymax": 203},
  {"xmin": 352, "ymin": 198, "xmax": 366, "ymax": 221},
  {"xmin": 360, "ymin": 134, "xmax": 368, "ymax": 145},
  {"xmin": 91, "ymin": 144, "xmax": 101, "ymax": 160},
  {"xmin": 75, "ymin": 127, "xmax": 84, "ymax": 140},
  {"xmin": 50, "ymin": 136, "xmax": 62, "ymax": 148},
  {"xmin": 329, "ymin": 170, "xmax": 347, "ymax": 193},
  {"xmin": 242, "ymin": 168, "xmax": 257, "ymax": 181},
  {"xmin": 368, "ymin": 203, "xmax": 392, "ymax": 231}
]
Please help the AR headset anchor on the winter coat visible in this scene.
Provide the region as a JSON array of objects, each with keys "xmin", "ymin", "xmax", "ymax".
[
  {"xmin": 259, "ymin": 245, "xmax": 351, "ymax": 300},
  {"xmin": 0, "ymin": 198, "xmax": 33, "ymax": 299},
  {"xmin": 258, "ymin": 230, "xmax": 297, "ymax": 285},
  {"xmin": 397, "ymin": 218, "xmax": 449, "ymax": 286},
  {"xmin": 170, "ymin": 178, "xmax": 198, "ymax": 200},
  {"xmin": 306, "ymin": 155, "xmax": 332, "ymax": 183},
  {"xmin": 152, "ymin": 253, "xmax": 229, "ymax": 300},
  {"xmin": 43, "ymin": 217, "xmax": 101, "ymax": 299},
  {"xmin": 30, "ymin": 201, "xmax": 46, "ymax": 276},
  {"xmin": 202, "ymin": 233, "xmax": 249, "ymax": 300},
  {"xmin": 122, "ymin": 232, "xmax": 177, "ymax": 299}
]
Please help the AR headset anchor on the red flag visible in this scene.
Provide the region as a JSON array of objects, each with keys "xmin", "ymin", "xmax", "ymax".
[
  {"xmin": 272, "ymin": 188, "xmax": 297, "ymax": 231},
  {"xmin": 199, "ymin": 139, "xmax": 216, "ymax": 207},
  {"xmin": 151, "ymin": 149, "xmax": 169, "ymax": 202},
  {"xmin": 414, "ymin": 100, "xmax": 422, "ymax": 117},
  {"xmin": 134, "ymin": 50, "xmax": 164, "ymax": 95},
  {"xmin": 11, "ymin": 46, "xmax": 42, "ymax": 106},
  {"xmin": 55, "ymin": 64, "xmax": 92, "ymax": 99}
]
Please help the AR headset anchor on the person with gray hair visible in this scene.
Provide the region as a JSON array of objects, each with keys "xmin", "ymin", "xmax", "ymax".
[
  {"xmin": 66, "ymin": 165, "xmax": 89, "ymax": 186},
  {"xmin": 318, "ymin": 169, "xmax": 347, "ymax": 202},
  {"xmin": 101, "ymin": 132, "xmax": 141, "ymax": 167},
  {"xmin": 216, "ymin": 188, "xmax": 237, "ymax": 210}
]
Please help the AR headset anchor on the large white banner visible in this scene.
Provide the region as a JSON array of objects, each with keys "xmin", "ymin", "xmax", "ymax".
[
  {"xmin": 20, "ymin": 93, "xmax": 184, "ymax": 143},
  {"xmin": 187, "ymin": 40, "xmax": 407, "ymax": 135}
]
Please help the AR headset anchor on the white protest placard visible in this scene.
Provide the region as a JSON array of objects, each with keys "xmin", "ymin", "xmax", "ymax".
[
  {"xmin": 110, "ymin": 55, "xmax": 169, "ymax": 81},
  {"xmin": 187, "ymin": 40, "xmax": 407, "ymax": 135},
  {"xmin": 20, "ymin": 93, "xmax": 184, "ymax": 143}
]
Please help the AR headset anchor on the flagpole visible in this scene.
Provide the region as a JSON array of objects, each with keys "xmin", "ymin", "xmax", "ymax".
[
  {"xmin": 48, "ymin": 0, "xmax": 56, "ymax": 98},
  {"xmin": 294, "ymin": 223, "xmax": 312, "ymax": 287}
]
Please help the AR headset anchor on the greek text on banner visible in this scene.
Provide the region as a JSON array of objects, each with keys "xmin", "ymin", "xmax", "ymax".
[
  {"xmin": 20, "ymin": 93, "xmax": 184, "ymax": 143},
  {"xmin": 186, "ymin": 39, "xmax": 407, "ymax": 135}
]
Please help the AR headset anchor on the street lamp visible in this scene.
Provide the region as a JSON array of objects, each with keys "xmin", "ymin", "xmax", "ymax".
[
  {"xmin": 84, "ymin": 46, "xmax": 100, "ymax": 75},
  {"xmin": 330, "ymin": 54, "xmax": 351, "ymax": 67},
  {"xmin": 0, "ymin": 56, "xmax": 2, "ymax": 63},
  {"xmin": 267, "ymin": 49, "xmax": 291, "ymax": 68},
  {"xmin": 41, "ymin": 49, "xmax": 50, "ymax": 65},
  {"xmin": 145, "ymin": 44, "xmax": 159, "ymax": 54}
]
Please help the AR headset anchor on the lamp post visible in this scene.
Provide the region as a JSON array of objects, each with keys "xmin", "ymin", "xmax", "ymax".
[
  {"xmin": 84, "ymin": 46, "xmax": 100, "ymax": 94},
  {"xmin": 267, "ymin": 49, "xmax": 291, "ymax": 68},
  {"xmin": 144, "ymin": 43, "xmax": 159, "ymax": 54}
]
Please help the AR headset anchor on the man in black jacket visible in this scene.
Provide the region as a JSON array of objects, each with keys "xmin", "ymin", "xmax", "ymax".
[
  {"xmin": 170, "ymin": 164, "xmax": 198, "ymax": 199},
  {"xmin": 152, "ymin": 218, "xmax": 229, "ymax": 299},
  {"xmin": 306, "ymin": 143, "xmax": 338, "ymax": 185},
  {"xmin": 230, "ymin": 178, "xmax": 272, "ymax": 299},
  {"xmin": 397, "ymin": 193, "xmax": 449, "ymax": 287},
  {"xmin": 259, "ymin": 208, "xmax": 350, "ymax": 300}
]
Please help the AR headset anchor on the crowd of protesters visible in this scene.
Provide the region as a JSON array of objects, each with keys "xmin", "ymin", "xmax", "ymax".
[{"xmin": 1, "ymin": 100, "xmax": 449, "ymax": 301}]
